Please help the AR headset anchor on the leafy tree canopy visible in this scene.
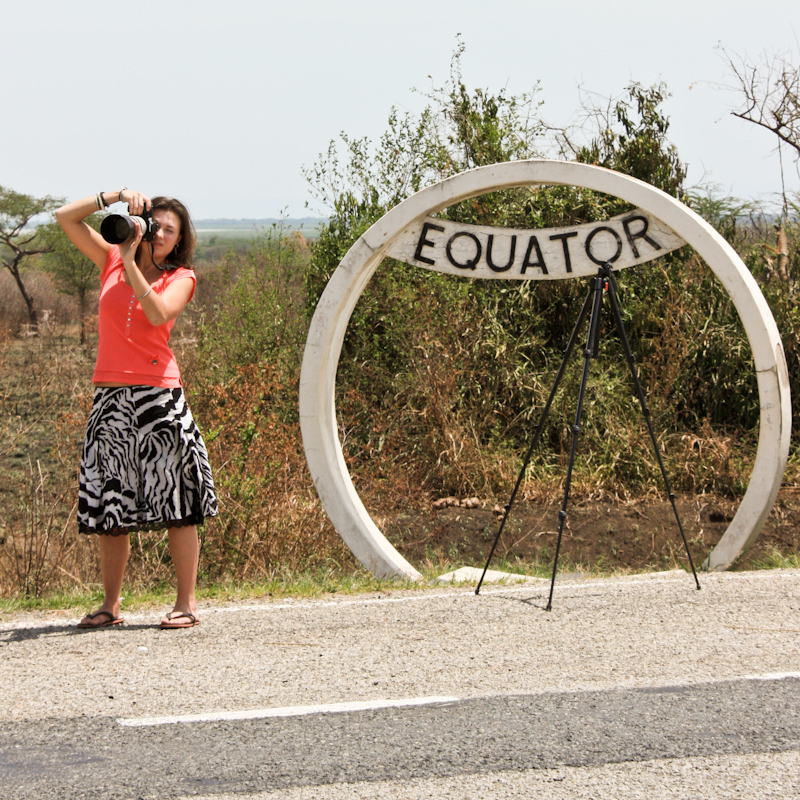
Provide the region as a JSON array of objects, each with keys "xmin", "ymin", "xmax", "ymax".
[
  {"xmin": 0, "ymin": 185, "xmax": 63, "ymax": 326},
  {"xmin": 304, "ymin": 43, "xmax": 688, "ymax": 309}
]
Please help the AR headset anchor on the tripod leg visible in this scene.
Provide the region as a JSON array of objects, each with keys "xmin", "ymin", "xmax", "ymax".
[
  {"xmin": 605, "ymin": 270, "xmax": 701, "ymax": 590},
  {"xmin": 476, "ymin": 284, "xmax": 596, "ymax": 595},
  {"xmin": 546, "ymin": 272, "xmax": 606, "ymax": 611}
]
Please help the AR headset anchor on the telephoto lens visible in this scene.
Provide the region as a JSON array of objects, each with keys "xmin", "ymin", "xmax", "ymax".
[
  {"xmin": 100, "ymin": 214, "xmax": 143, "ymax": 244},
  {"xmin": 100, "ymin": 211, "xmax": 160, "ymax": 244}
]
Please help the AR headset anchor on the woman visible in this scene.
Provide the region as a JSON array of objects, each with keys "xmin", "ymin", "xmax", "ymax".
[{"xmin": 55, "ymin": 187, "xmax": 218, "ymax": 629}]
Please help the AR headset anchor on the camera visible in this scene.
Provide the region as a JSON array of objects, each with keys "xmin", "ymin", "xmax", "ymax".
[{"xmin": 100, "ymin": 208, "xmax": 160, "ymax": 244}]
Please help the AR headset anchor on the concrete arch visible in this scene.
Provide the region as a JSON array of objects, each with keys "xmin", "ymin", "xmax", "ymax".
[{"xmin": 299, "ymin": 160, "xmax": 791, "ymax": 578}]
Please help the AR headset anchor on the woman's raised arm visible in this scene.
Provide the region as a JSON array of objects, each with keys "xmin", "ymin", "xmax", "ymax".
[{"xmin": 54, "ymin": 188, "xmax": 147, "ymax": 268}]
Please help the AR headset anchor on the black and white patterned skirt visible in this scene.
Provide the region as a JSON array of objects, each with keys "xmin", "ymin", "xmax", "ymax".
[{"xmin": 78, "ymin": 386, "xmax": 219, "ymax": 535}]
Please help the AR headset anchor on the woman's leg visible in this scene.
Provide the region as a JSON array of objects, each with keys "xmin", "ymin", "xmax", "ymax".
[
  {"xmin": 79, "ymin": 533, "xmax": 130, "ymax": 626},
  {"xmin": 164, "ymin": 524, "xmax": 199, "ymax": 622}
]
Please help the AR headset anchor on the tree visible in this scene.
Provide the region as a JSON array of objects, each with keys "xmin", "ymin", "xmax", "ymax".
[
  {"xmin": 0, "ymin": 186, "xmax": 62, "ymax": 328},
  {"xmin": 572, "ymin": 82, "xmax": 687, "ymax": 200},
  {"xmin": 304, "ymin": 67, "xmax": 688, "ymax": 330},
  {"xmin": 300, "ymin": 45, "xmax": 707, "ymax": 498},
  {"xmin": 303, "ymin": 42, "xmax": 545, "ymax": 308},
  {"xmin": 722, "ymin": 48, "xmax": 800, "ymax": 160},
  {"xmin": 303, "ymin": 39, "xmax": 542, "ymax": 215},
  {"xmin": 39, "ymin": 218, "xmax": 101, "ymax": 344},
  {"xmin": 717, "ymin": 49, "xmax": 800, "ymax": 283}
]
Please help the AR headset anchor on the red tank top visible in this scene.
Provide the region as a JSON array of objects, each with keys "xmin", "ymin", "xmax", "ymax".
[{"xmin": 92, "ymin": 246, "xmax": 196, "ymax": 387}]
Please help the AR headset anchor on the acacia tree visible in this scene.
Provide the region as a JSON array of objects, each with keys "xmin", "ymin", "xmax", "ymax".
[
  {"xmin": 39, "ymin": 218, "xmax": 101, "ymax": 344},
  {"xmin": 0, "ymin": 185, "xmax": 62, "ymax": 328}
]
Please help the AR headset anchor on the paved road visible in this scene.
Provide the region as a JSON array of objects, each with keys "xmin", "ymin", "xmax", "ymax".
[{"xmin": 1, "ymin": 569, "xmax": 799, "ymax": 799}]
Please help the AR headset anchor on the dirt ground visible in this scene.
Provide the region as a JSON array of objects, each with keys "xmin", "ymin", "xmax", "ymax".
[{"xmin": 383, "ymin": 488, "xmax": 800, "ymax": 574}]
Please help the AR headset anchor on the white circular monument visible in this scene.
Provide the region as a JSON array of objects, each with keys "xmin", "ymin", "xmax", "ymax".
[{"xmin": 299, "ymin": 160, "xmax": 791, "ymax": 579}]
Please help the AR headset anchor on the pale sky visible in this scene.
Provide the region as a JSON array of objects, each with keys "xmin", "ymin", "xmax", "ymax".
[{"xmin": 1, "ymin": 0, "xmax": 798, "ymax": 220}]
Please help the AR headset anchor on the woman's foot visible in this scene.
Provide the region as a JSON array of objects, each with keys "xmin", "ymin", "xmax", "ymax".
[
  {"xmin": 77, "ymin": 609, "xmax": 124, "ymax": 628},
  {"xmin": 159, "ymin": 610, "xmax": 200, "ymax": 629}
]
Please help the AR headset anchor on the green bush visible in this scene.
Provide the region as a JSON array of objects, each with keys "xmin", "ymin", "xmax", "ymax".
[{"xmin": 298, "ymin": 49, "xmax": 800, "ymax": 507}]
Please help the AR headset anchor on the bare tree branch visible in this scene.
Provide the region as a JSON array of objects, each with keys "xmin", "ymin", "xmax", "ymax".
[{"xmin": 722, "ymin": 48, "xmax": 800, "ymax": 159}]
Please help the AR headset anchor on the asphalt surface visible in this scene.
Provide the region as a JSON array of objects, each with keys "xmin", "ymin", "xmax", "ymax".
[{"xmin": 1, "ymin": 568, "xmax": 799, "ymax": 799}]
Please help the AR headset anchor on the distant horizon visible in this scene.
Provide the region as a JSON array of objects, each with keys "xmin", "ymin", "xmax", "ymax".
[{"xmin": 193, "ymin": 216, "xmax": 327, "ymax": 228}]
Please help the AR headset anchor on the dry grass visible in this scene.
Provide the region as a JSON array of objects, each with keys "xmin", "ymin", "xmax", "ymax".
[{"xmin": 1, "ymin": 230, "xmax": 798, "ymax": 599}]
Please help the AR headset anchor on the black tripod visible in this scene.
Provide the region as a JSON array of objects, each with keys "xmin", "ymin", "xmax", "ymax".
[{"xmin": 476, "ymin": 263, "xmax": 701, "ymax": 609}]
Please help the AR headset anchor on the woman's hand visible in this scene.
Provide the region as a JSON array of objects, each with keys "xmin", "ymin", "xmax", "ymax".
[
  {"xmin": 118, "ymin": 222, "xmax": 144, "ymax": 268},
  {"xmin": 119, "ymin": 188, "xmax": 150, "ymax": 267},
  {"xmin": 120, "ymin": 189, "xmax": 151, "ymax": 216}
]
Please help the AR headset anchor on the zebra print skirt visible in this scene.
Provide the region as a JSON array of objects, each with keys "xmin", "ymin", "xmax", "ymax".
[{"xmin": 78, "ymin": 386, "xmax": 219, "ymax": 535}]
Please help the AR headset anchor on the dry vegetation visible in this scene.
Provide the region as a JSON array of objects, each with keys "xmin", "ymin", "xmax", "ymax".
[
  {"xmin": 3, "ymin": 61, "xmax": 800, "ymax": 599},
  {"xmin": 1, "ymin": 215, "xmax": 799, "ymax": 601}
]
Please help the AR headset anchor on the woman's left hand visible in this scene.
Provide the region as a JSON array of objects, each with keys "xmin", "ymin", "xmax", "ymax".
[{"xmin": 118, "ymin": 224, "xmax": 144, "ymax": 267}]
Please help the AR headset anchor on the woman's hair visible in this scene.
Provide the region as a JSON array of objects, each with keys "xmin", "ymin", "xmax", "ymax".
[{"xmin": 150, "ymin": 196, "xmax": 196, "ymax": 268}]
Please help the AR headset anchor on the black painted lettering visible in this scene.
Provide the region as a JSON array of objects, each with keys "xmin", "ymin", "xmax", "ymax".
[
  {"xmin": 585, "ymin": 226, "xmax": 623, "ymax": 266},
  {"xmin": 521, "ymin": 235, "xmax": 548, "ymax": 274},
  {"xmin": 486, "ymin": 234, "xmax": 517, "ymax": 272},
  {"xmin": 446, "ymin": 231, "xmax": 482, "ymax": 271},
  {"xmin": 549, "ymin": 231, "xmax": 579, "ymax": 273},
  {"xmin": 413, "ymin": 221, "xmax": 445, "ymax": 265},
  {"xmin": 622, "ymin": 214, "xmax": 663, "ymax": 259}
]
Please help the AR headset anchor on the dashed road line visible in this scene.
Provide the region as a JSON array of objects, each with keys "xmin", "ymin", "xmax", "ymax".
[
  {"xmin": 116, "ymin": 672, "xmax": 800, "ymax": 728},
  {"xmin": 117, "ymin": 695, "xmax": 459, "ymax": 727}
]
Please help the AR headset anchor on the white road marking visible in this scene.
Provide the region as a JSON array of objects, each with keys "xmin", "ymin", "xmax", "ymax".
[
  {"xmin": 116, "ymin": 672, "xmax": 800, "ymax": 728},
  {"xmin": 116, "ymin": 695, "xmax": 459, "ymax": 727},
  {"xmin": 742, "ymin": 671, "xmax": 800, "ymax": 681}
]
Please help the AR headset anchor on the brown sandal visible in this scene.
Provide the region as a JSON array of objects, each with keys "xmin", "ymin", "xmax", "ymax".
[
  {"xmin": 160, "ymin": 611, "xmax": 200, "ymax": 629},
  {"xmin": 77, "ymin": 610, "xmax": 125, "ymax": 629}
]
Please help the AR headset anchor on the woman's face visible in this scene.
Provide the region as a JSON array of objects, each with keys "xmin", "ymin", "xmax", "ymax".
[{"xmin": 151, "ymin": 209, "xmax": 182, "ymax": 262}]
